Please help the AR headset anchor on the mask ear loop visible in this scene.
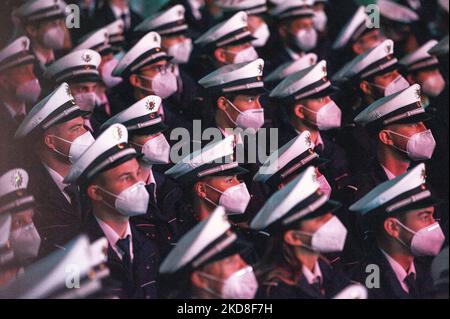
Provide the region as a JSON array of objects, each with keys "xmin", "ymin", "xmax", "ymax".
[
  {"xmin": 94, "ymin": 185, "xmax": 124, "ymax": 210},
  {"xmin": 202, "ymin": 183, "xmax": 223, "ymax": 208},
  {"xmin": 391, "ymin": 218, "xmax": 416, "ymax": 251},
  {"xmin": 48, "ymin": 135, "xmax": 73, "ymax": 159},
  {"xmin": 291, "ymin": 230, "xmax": 316, "ymax": 251},
  {"xmin": 222, "ymin": 98, "xmax": 242, "ymax": 126},
  {"xmin": 382, "ymin": 130, "xmax": 410, "ymax": 155}
]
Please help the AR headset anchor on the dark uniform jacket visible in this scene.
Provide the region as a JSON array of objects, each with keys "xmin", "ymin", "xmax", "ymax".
[
  {"xmin": 83, "ymin": 215, "xmax": 160, "ymax": 299},
  {"xmin": 350, "ymin": 248, "xmax": 434, "ymax": 299},
  {"xmin": 131, "ymin": 170, "xmax": 194, "ymax": 259},
  {"xmin": 258, "ymin": 259, "xmax": 351, "ymax": 299}
]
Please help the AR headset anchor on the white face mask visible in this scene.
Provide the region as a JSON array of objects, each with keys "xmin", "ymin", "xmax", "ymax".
[
  {"xmin": 421, "ymin": 74, "xmax": 446, "ymax": 97},
  {"xmin": 295, "ymin": 216, "xmax": 348, "ymax": 253},
  {"xmin": 199, "ymin": 266, "xmax": 258, "ymax": 299},
  {"xmin": 313, "ymin": 10, "xmax": 328, "ymax": 32},
  {"xmin": 133, "ymin": 134, "xmax": 170, "ymax": 165},
  {"xmin": 371, "ymin": 75, "xmax": 410, "ymax": 96},
  {"xmin": 252, "ymin": 23, "xmax": 270, "ymax": 47},
  {"xmin": 0, "ymin": 214, "xmax": 11, "ymax": 248},
  {"xmin": 137, "ymin": 71, "xmax": 178, "ymax": 99},
  {"xmin": 225, "ymin": 99, "xmax": 265, "ymax": 133},
  {"xmin": 293, "ymin": 28, "xmax": 318, "ymax": 52},
  {"xmin": 395, "ymin": 220, "xmax": 445, "ymax": 256},
  {"xmin": 101, "ymin": 58, "xmax": 123, "ymax": 88},
  {"xmin": 15, "ymin": 79, "xmax": 41, "ymax": 104},
  {"xmin": 317, "ymin": 174, "xmax": 332, "ymax": 199},
  {"xmin": 226, "ymin": 46, "xmax": 259, "ymax": 64},
  {"xmin": 167, "ymin": 38, "xmax": 193, "ymax": 64},
  {"xmin": 386, "ymin": 129, "xmax": 436, "ymax": 161},
  {"xmin": 10, "ymin": 223, "xmax": 41, "ymax": 263},
  {"xmin": 302, "ymin": 100, "xmax": 342, "ymax": 130},
  {"xmin": 74, "ymin": 92, "xmax": 97, "ymax": 112},
  {"xmin": 205, "ymin": 182, "xmax": 251, "ymax": 215},
  {"xmin": 98, "ymin": 181, "xmax": 149, "ymax": 217},
  {"xmin": 50, "ymin": 131, "xmax": 95, "ymax": 162},
  {"xmin": 43, "ymin": 26, "xmax": 66, "ymax": 50},
  {"xmin": 69, "ymin": 131, "xmax": 95, "ymax": 163}
]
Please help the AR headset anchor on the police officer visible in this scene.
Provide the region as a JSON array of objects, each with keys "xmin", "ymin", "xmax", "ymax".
[
  {"xmin": 14, "ymin": 0, "xmax": 71, "ymax": 80},
  {"xmin": 65, "ymin": 123, "xmax": 160, "ymax": 299},
  {"xmin": 0, "ymin": 168, "xmax": 40, "ymax": 287},
  {"xmin": 331, "ymin": 6, "xmax": 386, "ymax": 72},
  {"xmin": 100, "ymin": 95, "xmax": 190, "ymax": 257},
  {"xmin": 159, "ymin": 206, "xmax": 258, "ymax": 299},
  {"xmin": 266, "ymin": 0, "xmax": 317, "ymax": 73},
  {"xmin": 72, "ymin": 27, "xmax": 122, "ymax": 130},
  {"xmin": 134, "ymin": 4, "xmax": 202, "ymax": 122},
  {"xmin": 193, "ymin": 11, "xmax": 259, "ymax": 80},
  {"xmin": 352, "ymin": 84, "xmax": 436, "ymax": 200},
  {"xmin": 109, "ymin": 31, "xmax": 192, "ymax": 134},
  {"xmin": 14, "ymin": 83, "xmax": 94, "ymax": 256},
  {"xmin": 0, "ymin": 36, "xmax": 42, "ymax": 168},
  {"xmin": 44, "ymin": 49, "xmax": 102, "ymax": 132},
  {"xmin": 270, "ymin": 60, "xmax": 350, "ymax": 191},
  {"xmin": 251, "ymin": 166, "xmax": 351, "ymax": 299},
  {"xmin": 349, "ymin": 163, "xmax": 445, "ymax": 299},
  {"xmin": 216, "ymin": 0, "xmax": 271, "ymax": 55},
  {"xmin": 332, "ymin": 39, "xmax": 411, "ymax": 173}
]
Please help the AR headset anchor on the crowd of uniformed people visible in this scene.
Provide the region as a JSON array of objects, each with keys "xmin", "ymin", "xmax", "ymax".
[{"xmin": 0, "ymin": 0, "xmax": 448, "ymax": 299}]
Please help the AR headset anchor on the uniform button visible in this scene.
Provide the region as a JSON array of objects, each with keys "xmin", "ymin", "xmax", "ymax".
[
  {"xmin": 146, "ymin": 265, "xmax": 151, "ymax": 270},
  {"xmin": 146, "ymin": 295, "xmax": 151, "ymax": 299}
]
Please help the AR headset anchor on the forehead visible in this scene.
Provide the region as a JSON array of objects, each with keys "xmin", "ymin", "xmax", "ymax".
[
  {"xmin": 70, "ymin": 81, "xmax": 98, "ymax": 89},
  {"xmin": 102, "ymin": 158, "xmax": 139, "ymax": 179}
]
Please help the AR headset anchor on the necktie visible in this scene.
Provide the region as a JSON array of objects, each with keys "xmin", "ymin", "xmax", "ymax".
[
  {"xmin": 116, "ymin": 235, "xmax": 132, "ymax": 265},
  {"xmin": 311, "ymin": 277, "xmax": 324, "ymax": 298},
  {"xmin": 64, "ymin": 183, "xmax": 83, "ymax": 218},
  {"xmin": 404, "ymin": 272, "xmax": 419, "ymax": 298},
  {"xmin": 120, "ymin": 12, "xmax": 129, "ymax": 30}
]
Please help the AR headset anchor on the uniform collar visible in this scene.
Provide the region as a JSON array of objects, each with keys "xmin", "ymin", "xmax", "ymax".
[
  {"xmin": 95, "ymin": 216, "xmax": 134, "ymax": 261},
  {"xmin": 380, "ymin": 164, "xmax": 397, "ymax": 180},
  {"xmin": 42, "ymin": 163, "xmax": 71, "ymax": 203},
  {"xmin": 3, "ymin": 102, "xmax": 26, "ymax": 119},
  {"xmin": 380, "ymin": 248, "xmax": 416, "ymax": 293},
  {"xmin": 302, "ymin": 261, "xmax": 323, "ymax": 285}
]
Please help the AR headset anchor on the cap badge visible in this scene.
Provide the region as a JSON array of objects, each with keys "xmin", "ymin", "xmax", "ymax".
[
  {"xmin": 113, "ymin": 126, "xmax": 123, "ymax": 141},
  {"xmin": 11, "ymin": 170, "xmax": 23, "ymax": 189},
  {"xmin": 305, "ymin": 134, "xmax": 312, "ymax": 147},
  {"xmin": 146, "ymin": 99, "xmax": 156, "ymax": 111},
  {"xmin": 22, "ymin": 39, "xmax": 28, "ymax": 49},
  {"xmin": 385, "ymin": 44, "xmax": 392, "ymax": 54},
  {"xmin": 421, "ymin": 167, "xmax": 426, "ymax": 181},
  {"xmin": 415, "ymin": 87, "xmax": 421, "ymax": 100},
  {"xmin": 257, "ymin": 63, "xmax": 263, "ymax": 74},
  {"xmin": 82, "ymin": 52, "xmax": 92, "ymax": 63}
]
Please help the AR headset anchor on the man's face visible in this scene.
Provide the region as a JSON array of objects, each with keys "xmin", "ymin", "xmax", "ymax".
[
  {"xmin": 247, "ymin": 15, "xmax": 265, "ymax": 33},
  {"xmin": 352, "ymin": 29, "xmax": 385, "ymax": 55},
  {"xmin": 295, "ymin": 95, "xmax": 332, "ymax": 123},
  {"xmin": 161, "ymin": 34, "xmax": 188, "ymax": 51},
  {"xmin": 381, "ymin": 122, "xmax": 427, "ymax": 150},
  {"xmin": 27, "ymin": 19, "xmax": 66, "ymax": 46},
  {"xmin": 99, "ymin": 52, "xmax": 115, "ymax": 74},
  {"xmin": 69, "ymin": 81, "xmax": 98, "ymax": 95},
  {"xmin": 93, "ymin": 158, "xmax": 143, "ymax": 206},
  {"xmin": 214, "ymin": 42, "xmax": 253, "ymax": 65},
  {"xmin": 10, "ymin": 209, "xmax": 34, "ymax": 231},
  {"xmin": 361, "ymin": 69, "xmax": 401, "ymax": 99},
  {"xmin": 392, "ymin": 207, "xmax": 436, "ymax": 246},
  {"xmin": 410, "ymin": 68, "xmax": 443, "ymax": 86},
  {"xmin": 44, "ymin": 116, "xmax": 88, "ymax": 159},
  {"xmin": 0, "ymin": 64, "xmax": 37, "ymax": 94},
  {"xmin": 131, "ymin": 60, "xmax": 168, "ymax": 92},
  {"xmin": 280, "ymin": 16, "xmax": 314, "ymax": 40},
  {"xmin": 196, "ymin": 175, "xmax": 241, "ymax": 205},
  {"xmin": 219, "ymin": 94, "xmax": 262, "ymax": 126},
  {"xmin": 192, "ymin": 253, "xmax": 248, "ymax": 296},
  {"xmin": 130, "ymin": 132, "xmax": 162, "ymax": 151}
]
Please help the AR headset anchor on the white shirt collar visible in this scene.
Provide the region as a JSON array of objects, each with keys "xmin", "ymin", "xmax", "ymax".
[
  {"xmin": 302, "ymin": 261, "xmax": 323, "ymax": 285},
  {"xmin": 218, "ymin": 126, "xmax": 244, "ymax": 145},
  {"xmin": 380, "ymin": 164, "xmax": 397, "ymax": 180},
  {"xmin": 380, "ymin": 248, "xmax": 416, "ymax": 293},
  {"xmin": 285, "ymin": 46, "xmax": 304, "ymax": 61},
  {"xmin": 95, "ymin": 216, "xmax": 134, "ymax": 261},
  {"xmin": 33, "ymin": 48, "xmax": 54, "ymax": 66},
  {"xmin": 110, "ymin": 3, "xmax": 130, "ymax": 19},
  {"xmin": 142, "ymin": 165, "xmax": 157, "ymax": 200},
  {"xmin": 3, "ymin": 102, "xmax": 26, "ymax": 119},
  {"xmin": 42, "ymin": 163, "xmax": 71, "ymax": 203}
]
